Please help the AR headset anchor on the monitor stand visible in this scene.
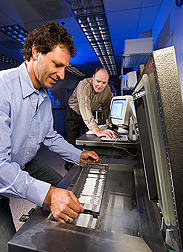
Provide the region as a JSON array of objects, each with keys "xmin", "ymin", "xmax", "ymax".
[{"xmin": 128, "ymin": 118, "xmax": 138, "ymax": 141}]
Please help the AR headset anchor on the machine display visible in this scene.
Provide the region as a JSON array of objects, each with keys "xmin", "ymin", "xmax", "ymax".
[
  {"xmin": 110, "ymin": 99, "xmax": 126, "ymax": 119},
  {"xmin": 110, "ymin": 95, "xmax": 133, "ymax": 134}
]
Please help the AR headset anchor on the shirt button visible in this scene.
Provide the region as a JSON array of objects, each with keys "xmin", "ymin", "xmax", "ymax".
[
  {"xmin": 33, "ymin": 100, "xmax": 36, "ymax": 103},
  {"xmin": 30, "ymin": 136, "xmax": 32, "ymax": 138},
  {"xmin": 27, "ymin": 152, "xmax": 29, "ymax": 155},
  {"xmin": 74, "ymin": 160, "xmax": 76, "ymax": 162}
]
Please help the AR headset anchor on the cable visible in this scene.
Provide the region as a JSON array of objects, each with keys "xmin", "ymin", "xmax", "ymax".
[{"xmin": 112, "ymin": 139, "xmax": 139, "ymax": 157}]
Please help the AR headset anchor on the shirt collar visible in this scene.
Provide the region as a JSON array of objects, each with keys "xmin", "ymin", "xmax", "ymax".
[{"xmin": 18, "ymin": 62, "xmax": 48, "ymax": 98}]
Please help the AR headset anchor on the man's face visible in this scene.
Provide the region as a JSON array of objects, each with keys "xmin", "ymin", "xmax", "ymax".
[
  {"xmin": 31, "ymin": 45, "xmax": 71, "ymax": 89},
  {"xmin": 92, "ymin": 70, "xmax": 109, "ymax": 93}
]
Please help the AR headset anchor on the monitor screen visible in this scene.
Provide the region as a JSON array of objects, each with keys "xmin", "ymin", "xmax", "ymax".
[{"xmin": 110, "ymin": 99, "xmax": 126, "ymax": 120}]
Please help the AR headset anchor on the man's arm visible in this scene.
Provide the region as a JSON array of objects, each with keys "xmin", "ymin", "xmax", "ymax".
[{"xmin": 43, "ymin": 151, "xmax": 99, "ymax": 223}]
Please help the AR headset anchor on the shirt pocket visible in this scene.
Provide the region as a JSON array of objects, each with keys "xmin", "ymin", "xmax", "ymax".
[{"xmin": 37, "ymin": 121, "xmax": 50, "ymax": 144}]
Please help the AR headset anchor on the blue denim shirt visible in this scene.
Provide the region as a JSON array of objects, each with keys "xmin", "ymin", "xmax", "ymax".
[{"xmin": 0, "ymin": 63, "xmax": 82, "ymax": 206}]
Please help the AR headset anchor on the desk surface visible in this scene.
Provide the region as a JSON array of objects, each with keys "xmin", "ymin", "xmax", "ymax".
[
  {"xmin": 76, "ymin": 133, "xmax": 139, "ymax": 156},
  {"xmin": 76, "ymin": 133, "xmax": 138, "ymax": 148}
]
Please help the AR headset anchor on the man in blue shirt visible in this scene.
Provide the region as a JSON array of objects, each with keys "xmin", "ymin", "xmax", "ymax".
[{"xmin": 0, "ymin": 21, "xmax": 99, "ymax": 251}]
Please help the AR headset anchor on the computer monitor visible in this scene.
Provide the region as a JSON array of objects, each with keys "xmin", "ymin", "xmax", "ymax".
[{"xmin": 110, "ymin": 95, "xmax": 133, "ymax": 134}]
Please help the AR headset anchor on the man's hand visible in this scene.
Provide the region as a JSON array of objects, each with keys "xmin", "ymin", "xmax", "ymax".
[
  {"xmin": 80, "ymin": 151, "xmax": 99, "ymax": 163},
  {"xmin": 92, "ymin": 126, "xmax": 118, "ymax": 139},
  {"xmin": 44, "ymin": 186, "xmax": 84, "ymax": 223}
]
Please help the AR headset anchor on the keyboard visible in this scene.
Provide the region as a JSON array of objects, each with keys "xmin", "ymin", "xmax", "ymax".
[{"xmin": 100, "ymin": 135, "xmax": 128, "ymax": 142}]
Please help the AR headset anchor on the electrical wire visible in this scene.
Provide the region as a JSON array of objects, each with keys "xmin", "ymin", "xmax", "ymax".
[{"xmin": 111, "ymin": 138, "xmax": 139, "ymax": 157}]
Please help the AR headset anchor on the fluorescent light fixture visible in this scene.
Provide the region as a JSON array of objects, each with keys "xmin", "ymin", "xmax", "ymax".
[
  {"xmin": 67, "ymin": 64, "xmax": 85, "ymax": 77},
  {"xmin": 0, "ymin": 25, "xmax": 28, "ymax": 44},
  {"xmin": 66, "ymin": 0, "xmax": 118, "ymax": 76},
  {"xmin": 0, "ymin": 54, "xmax": 21, "ymax": 66}
]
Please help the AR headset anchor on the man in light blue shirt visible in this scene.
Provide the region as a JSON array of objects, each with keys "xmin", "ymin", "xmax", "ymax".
[{"xmin": 0, "ymin": 21, "xmax": 99, "ymax": 251}]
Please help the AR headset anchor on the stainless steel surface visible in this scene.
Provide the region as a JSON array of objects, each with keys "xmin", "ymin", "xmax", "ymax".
[
  {"xmin": 68, "ymin": 162, "xmax": 139, "ymax": 233},
  {"xmin": 9, "ymin": 219, "xmax": 152, "ymax": 252},
  {"xmin": 96, "ymin": 167, "xmax": 138, "ymax": 235},
  {"xmin": 134, "ymin": 164, "xmax": 166, "ymax": 252},
  {"xmin": 8, "ymin": 158, "xmax": 166, "ymax": 252}
]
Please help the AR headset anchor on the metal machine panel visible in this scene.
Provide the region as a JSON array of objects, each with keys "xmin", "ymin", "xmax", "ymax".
[
  {"xmin": 133, "ymin": 46, "xmax": 183, "ymax": 250},
  {"xmin": 9, "ymin": 162, "xmax": 156, "ymax": 252},
  {"xmin": 8, "ymin": 219, "xmax": 152, "ymax": 252}
]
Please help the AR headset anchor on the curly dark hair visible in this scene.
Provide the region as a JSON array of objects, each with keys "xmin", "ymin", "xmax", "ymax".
[{"xmin": 21, "ymin": 21, "xmax": 76, "ymax": 61}]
